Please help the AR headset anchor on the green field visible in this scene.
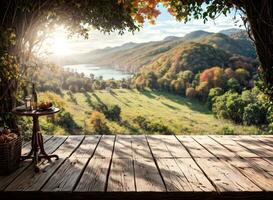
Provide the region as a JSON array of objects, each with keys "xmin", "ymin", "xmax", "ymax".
[{"xmin": 39, "ymin": 89, "xmax": 263, "ymax": 135}]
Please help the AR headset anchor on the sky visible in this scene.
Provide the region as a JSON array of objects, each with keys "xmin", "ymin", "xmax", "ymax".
[{"xmin": 50, "ymin": 5, "xmax": 244, "ymax": 56}]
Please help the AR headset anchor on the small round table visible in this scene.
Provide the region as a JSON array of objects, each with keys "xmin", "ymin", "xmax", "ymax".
[{"xmin": 12, "ymin": 106, "xmax": 60, "ymax": 172}]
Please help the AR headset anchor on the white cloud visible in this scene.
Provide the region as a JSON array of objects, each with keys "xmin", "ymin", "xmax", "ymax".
[{"xmin": 54, "ymin": 10, "xmax": 244, "ymax": 55}]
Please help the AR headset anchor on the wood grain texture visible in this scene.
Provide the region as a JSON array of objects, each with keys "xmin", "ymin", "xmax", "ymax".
[
  {"xmin": 175, "ymin": 158, "xmax": 215, "ymax": 192},
  {"xmin": 3, "ymin": 134, "xmax": 273, "ymax": 198},
  {"xmin": 176, "ymin": 136, "xmax": 214, "ymax": 158},
  {"xmin": 233, "ymin": 136, "xmax": 273, "ymax": 157},
  {"xmin": 134, "ymin": 158, "xmax": 165, "ymax": 192},
  {"xmin": 0, "ymin": 136, "xmax": 62, "ymax": 191},
  {"xmin": 75, "ymin": 135, "xmax": 115, "ymax": 192},
  {"xmin": 93, "ymin": 135, "xmax": 115, "ymax": 158},
  {"xmin": 75, "ymin": 158, "xmax": 112, "ymax": 192},
  {"xmin": 210, "ymin": 135, "xmax": 259, "ymax": 158},
  {"xmin": 5, "ymin": 136, "xmax": 83, "ymax": 191},
  {"xmin": 41, "ymin": 136, "xmax": 101, "ymax": 191},
  {"xmin": 156, "ymin": 158, "xmax": 192, "ymax": 191},
  {"xmin": 131, "ymin": 135, "xmax": 153, "ymax": 159},
  {"xmin": 195, "ymin": 157, "xmax": 261, "ymax": 192},
  {"xmin": 113, "ymin": 135, "xmax": 133, "ymax": 159},
  {"xmin": 225, "ymin": 157, "xmax": 273, "ymax": 191},
  {"xmin": 107, "ymin": 158, "xmax": 135, "ymax": 191},
  {"xmin": 193, "ymin": 136, "xmax": 237, "ymax": 158},
  {"xmin": 147, "ymin": 135, "xmax": 190, "ymax": 158}
]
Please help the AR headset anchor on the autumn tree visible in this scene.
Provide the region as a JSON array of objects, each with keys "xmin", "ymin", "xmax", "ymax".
[
  {"xmin": 121, "ymin": 0, "xmax": 273, "ymax": 98},
  {"xmin": 2, "ymin": 0, "xmax": 273, "ymax": 128},
  {"xmin": 0, "ymin": 0, "xmax": 139, "ymax": 128},
  {"xmin": 199, "ymin": 66, "xmax": 227, "ymax": 89}
]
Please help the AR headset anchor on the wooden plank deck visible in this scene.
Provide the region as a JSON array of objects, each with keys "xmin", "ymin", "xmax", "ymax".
[{"xmin": 1, "ymin": 135, "xmax": 273, "ymax": 200}]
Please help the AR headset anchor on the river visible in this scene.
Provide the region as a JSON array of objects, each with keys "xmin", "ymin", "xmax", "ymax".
[{"xmin": 63, "ymin": 64, "xmax": 132, "ymax": 80}]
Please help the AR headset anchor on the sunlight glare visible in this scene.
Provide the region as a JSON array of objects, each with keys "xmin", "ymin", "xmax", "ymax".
[{"xmin": 50, "ymin": 26, "xmax": 72, "ymax": 56}]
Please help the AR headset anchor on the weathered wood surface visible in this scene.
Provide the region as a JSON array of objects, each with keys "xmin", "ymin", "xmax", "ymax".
[{"xmin": 1, "ymin": 135, "xmax": 273, "ymax": 200}]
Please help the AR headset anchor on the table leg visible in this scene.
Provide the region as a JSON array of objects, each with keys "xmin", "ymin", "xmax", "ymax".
[
  {"xmin": 21, "ymin": 115, "xmax": 59, "ymax": 173},
  {"xmin": 33, "ymin": 116, "xmax": 40, "ymax": 172},
  {"xmin": 38, "ymin": 131, "xmax": 59, "ymax": 161}
]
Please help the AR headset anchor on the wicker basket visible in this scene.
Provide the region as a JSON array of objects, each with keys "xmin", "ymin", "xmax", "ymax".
[{"xmin": 0, "ymin": 130, "xmax": 22, "ymax": 175}]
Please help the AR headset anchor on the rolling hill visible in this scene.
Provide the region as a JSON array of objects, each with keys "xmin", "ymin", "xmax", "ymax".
[{"xmin": 54, "ymin": 29, "xmax": 256, "ymax": 75}]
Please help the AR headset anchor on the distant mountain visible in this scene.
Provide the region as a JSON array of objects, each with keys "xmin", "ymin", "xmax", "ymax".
[
  {"xmin": 219, "ymin": 28, "xmax": 244, "ymax": 36},
  {"xmin": 163, "ymin": 36, "xmax": 181, "ymax": 41},
  {"xmin": 183, "ymin": 30, "xmax": 212, "ymax": 40},
  {"xmin": 52, "ymin": 29, "xmax": 256, "ymax": 75}
]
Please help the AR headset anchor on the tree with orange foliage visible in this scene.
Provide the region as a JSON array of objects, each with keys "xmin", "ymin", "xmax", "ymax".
[
  {"xmin": 118, "ymin": 0, "xmax": 273, "ymax": 98},
  {"xmin": 224, "ymin": 68, "xmax": 235, "ymax": 79},
  {"xmin": 90, "ymin": 111, "xmax": 111, "ymax": 135},
  {"xmin": 199, "ymin": 66, "xmax": 227, "ymax": 89},
  {"xmin": 186, "ymin": 87, "xmax": 197, "ymax": 98}
]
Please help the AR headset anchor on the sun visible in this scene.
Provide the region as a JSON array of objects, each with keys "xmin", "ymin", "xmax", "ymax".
[
  {"xmin": 42, "ymin": 25, "xmax": 73, "ymax": 56},
  {"xmin": 51, "ymin": 26, "xmax": 72, "ymax": 55}
]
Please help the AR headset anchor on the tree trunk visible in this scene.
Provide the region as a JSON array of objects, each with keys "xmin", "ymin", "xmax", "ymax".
[
  {"xmin": 0, "ymin": 78, "xmax": 18, "ymax": 129},
  {"xmin": 244, "ymin": 0, "xmax": 273, "ymax": 97}
]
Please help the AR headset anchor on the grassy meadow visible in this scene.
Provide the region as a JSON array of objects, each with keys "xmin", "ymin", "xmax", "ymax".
[{"xmin": 39, "ymin": 89, "xmax": 263, "ymax": 135}]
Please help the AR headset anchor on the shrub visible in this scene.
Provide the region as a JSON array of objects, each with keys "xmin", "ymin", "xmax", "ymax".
[
  {"xmin": 90, "ymin": 111, "xmax": 111, "ymax": 135},
  {"xmin": 212, "ymin": 91, "xmax": 245, "ymax": 123},
  {"xmin": 57, "ymin": 111, "xmax": 80, "ymax": 133},
  {"xmin": 227, "ymin": 78, "xmax": 241, "ymax": 92},
  {"xmin": 186, "ymin": 87, "xmax": 197, "ymax": 98},
  {"xmin": 219, "ymin": 126, "xmax": 235, "ymax": 135},
  {"xmin": 107, "ymin": 105, "xmax": 121, "ymax": 121},
  {"xmin": 94, "ymin": 104, "xmax": 121, "ymax": 121},
  {"xmin": 243, "ymin": 103, "xmax": 267, "ymax": 125},
  {"xmin": 207, "ymin": 87, "xmax": 223, "ymax": 109},
  {"xmin": 133, "ymin": 116, "xmax": 173, "ymax": 135},
  {"xmin": 225, "ymin": 92, "xmax": 245, "ymax": 123}
]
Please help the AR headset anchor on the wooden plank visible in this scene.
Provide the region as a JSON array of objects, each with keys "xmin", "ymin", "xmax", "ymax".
[
  {"xmin": 156, "ymin": 158, "xmax": 192, "ymax": 191},
  {"xmin": 129, "ymin": 136, "xmax": 165, "ymax": 192},
  {"xmin": 75, "ymin": 158, "xmax": 111, "ymax": 192},
  {"xmin": 0, "ymin": 136, "xmax": 64, "ymax": 191},
  {"xmin": 107, "ymin": 158, "xmax": 135, "ymax": 191},
  {"xmin": 233, "ymin": 136, "xmax": 273, "ymax": 157},
  {"xmin": 71, "ymin": 135, "xmax": 101, "ymax": 158},
  {"xmin": 211, "ymin": 135, "xmax": 259, "ymax": 158},
  {"xmin": 22, "ymin": 135, "xmax": 52, "ymax": 148},
  {"xmin": 147, "ymin": 135, "xmax": 190, "ymax": 158},
  {"xmin": 75, "ymin": 136, "xmax": 115, "ymax": 192},
  {"xmin": 113, "ymin": 135, "xmax": 132, "ymax": 159},
  {"xmin": 93, "ymin": 135, "xmax": 115, "ymax": 158},
  {"xmin": 21, "ymin": 135, "xmax": 55, "ymax": 156},
  {"xmin": 176, "ymin": 136, "xmax": 214, "ymax": 158},
  {"xmin": 253, "ymin": 136, "xmax": 273, "ymax": 148},
  {"xmin": 131, "ymin": 135, "xmax": 153, "ymax": 159},
  {"xmin": 5, "ymin": 136, "xmax": 84, "ymax": 191},
  {"xmin": 134, "ymin": 158, "xmax": 165, "ymax": 191},
  {"xmin": 175, "ymin": 158, "xmax": 215, "ymax": 192},
  {"xmin": 195, "ymin": 157, "xmax": 261, "ymax": 192},
  {"xmin": 41, "ymin": 136, "xmax": 101, "ymax": 191},
  {"xmin": 146, "ymin": 135, "xmax": 173, "ymax": 158},
  {"xmin": 263, "ymin": 158, "xmax": 273, "ymax": 176},
  {"xmin": 193, "ymin": 136, "xmax": 237, "ymax": 158},
  {"xmin": 225, "ymin": 157, "xmax": 273, "ymax": 191},
  {"xmin": 163, "ymin": 136, "xmax": 191, "ymax": 158}
]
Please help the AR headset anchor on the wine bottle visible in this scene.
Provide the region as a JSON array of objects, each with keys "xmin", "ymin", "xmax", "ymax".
[{"xmin": 32, "ymin": 83, "xmax": 38, "ymax": 110}]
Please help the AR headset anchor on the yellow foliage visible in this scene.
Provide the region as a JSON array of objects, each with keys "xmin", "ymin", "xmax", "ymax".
[
  {"xmin": 90, "ymin": 111, "xmax": 106, "ymax": 127},
  {"xmin": 39, "ymin": 92, "xmax": 66, "ymax": 108}
]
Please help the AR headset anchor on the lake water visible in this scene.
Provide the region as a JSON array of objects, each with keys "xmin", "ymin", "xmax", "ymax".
[{"xmin": 63, "ymin": 64, "xmax": 132, "ymax": 80}]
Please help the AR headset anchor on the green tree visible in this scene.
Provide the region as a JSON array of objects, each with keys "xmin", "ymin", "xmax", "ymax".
[
  {"xmin": 0, "ymin": 1, "xmax": 139, "ymax": 128},
  {"xmin": 243, "ymin": 103, "xmax": 267, "ymax": 125},
  {"xmin": 227, "ymin": 78, "xmax": 241, "ymax": 92},
  {"xmin": 207, "ymin": 87, "xmax": 224, "ymax": 109},
  {"xmin": 145, "ymin": 72, "xmax": 158, "ymax": 89},
  {"xmin": 127, "ymin": 0, "xmax": 273, "ymax": 98}
]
